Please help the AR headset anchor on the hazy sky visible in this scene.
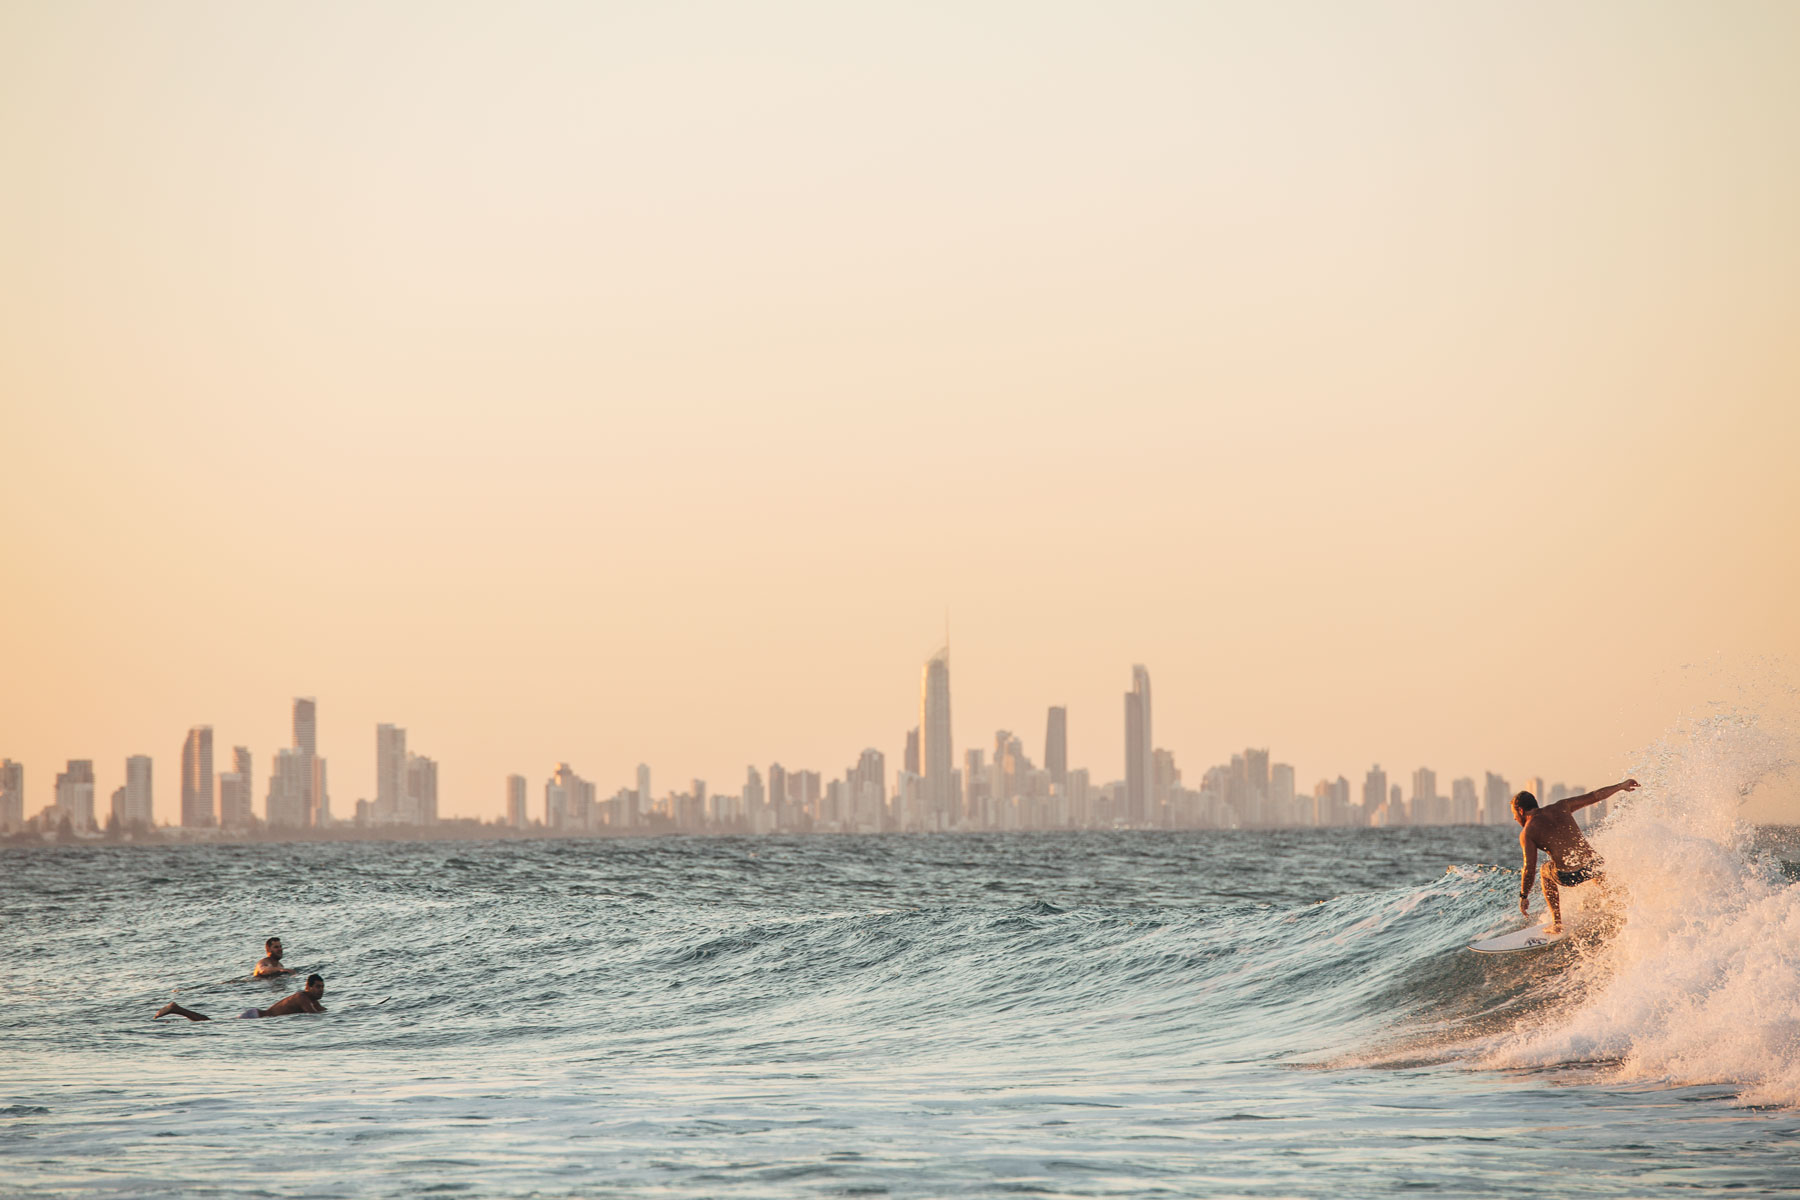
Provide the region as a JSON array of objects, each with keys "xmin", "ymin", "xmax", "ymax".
[{"xmin": 3, "ymin": 1, "xmax": 1797, "ymax": 822}]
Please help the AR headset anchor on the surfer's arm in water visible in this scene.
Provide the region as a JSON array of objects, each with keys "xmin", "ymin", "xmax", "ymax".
[{"xmin": 1549, "ymin": 779, "xmax": 1639, "ymax": 815}]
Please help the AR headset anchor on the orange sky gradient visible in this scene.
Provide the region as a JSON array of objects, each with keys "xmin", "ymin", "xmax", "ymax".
[{"xmin": 3, "ymin": 1, "xmax": 1797, "ymax": 822}]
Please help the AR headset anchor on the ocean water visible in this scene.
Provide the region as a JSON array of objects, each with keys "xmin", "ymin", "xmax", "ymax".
[{"xmin": 5, "ymin": 729, "xmax": 1800, "ymax": 1197}]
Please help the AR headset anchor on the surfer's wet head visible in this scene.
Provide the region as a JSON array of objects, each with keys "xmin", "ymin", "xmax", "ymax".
[
  {"xmin": 304, "ymin": 974, "xmax": 325, "ymax": 997},
  {"xmin": 265, "ymin": 937, "xmax": 282, "ymax": 955},
  {"xmin": 1511, "ymin": 791, "xmax": 1539, "ymax": 824}
]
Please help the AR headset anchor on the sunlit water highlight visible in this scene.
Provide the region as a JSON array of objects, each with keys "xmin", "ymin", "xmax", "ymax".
[{"xmin": 4, "ymin": 725, "xmax": 1798, "ymax": 1197}]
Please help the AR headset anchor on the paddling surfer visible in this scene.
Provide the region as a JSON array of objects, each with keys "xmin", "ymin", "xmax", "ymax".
[
  {"xmin": 1515, "ymin": 779, "xmax": 1639, "ymax": 933},
  {"xmin": 254, "ymin": 936, "xmax": 296, "ymax": 977},
  {"xmin": 155, "ymin": 975, "xmax": 326, "ymax": 1021}
]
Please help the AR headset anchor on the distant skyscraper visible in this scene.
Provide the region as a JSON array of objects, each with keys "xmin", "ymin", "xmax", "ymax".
[
  {"xmin": 1244, "ymin": 748, "xmax": 1270, "ymax": 813},
  {"xmin": 406, "ymin": 753, "xmax": 438, "ymax": 824},
  {"xmin": 293, "ymin": 698, "xmax": 317, "ymax": 756},
  {"xmin": 637, "ymin": 764, "xmax": 651, "ymax": 818},
  {"xmin": 290, "ymin": 698, "xmax": 325, "ymax": 824},
  {"xmin": 181, "ymin": 726, "xmax": 214, "ymax": 827},
  {"xmin": 1411, "ymin": 767, "xmax": 1438, "ymax": 824},
  {"xmin": 1124, "ymin": 665, "xmax": 1152, "ymax": 825},
  {"xmin": 767, "ymin": 762, "xmax": 788, "ymax": 827},
  {"xmin": 376, "ymin": 724, "xmax": 407, "ymax": 823},
  {"xmin": 313, "ymin": 756, "xmax": 330, "ymax": 826},
  {"xmin": 1152, "ymin": 747, "xmax": 1179, "ymax": 814},
  {"xmin": 1067, "ymin": 767, "xmax": 1091, "ymax": 827},
  {"xmin": 744, "ymin": 766, "xmax": 766, "ymax": 829},
  {"xmin": 122, "ymin": 754, "xmax": 153, "ymax": 827},
  {"xmin": 963, "ymin": 748, "xmax": 987, "ymax": 821},
  {"xmin": 1044, "ymin": 707, "xmax": 1067, "ymax": 788},
  {"xmin": 219, "ymin": 770, "xmax": 251, "ymax": 829},
  {"xmin": 220, "ymin": 746, "xmax": 253, "ymax": 827},
  {"xmin": 266, "ymin": 748, "xmax": 312, "ymax": 827},
  {"xmin": 903, "ymin": 726, "xmax": 920, "ymax": 777},
  {"xmin": 55, "ymin": 760, "xmax": 95, "ymax": 829},
  {"xmin": 506, "ymin": 774, "xmax": 528, "ymax": 828},
  {"xmin": 1270, "ymin": 762, "xmax": 1296, "ymax": 821},
  {"xmin": 920, "ymin": 647, "xmax": 953, "ymax": 827},
  {"xmin": 1362, "ymin": 764, "xmax": 1388, "ymax": 825},
  {"xmin": 1483, "ymin": 772, "xmax": 1512, "ymax": 825},
  {"xmin": 546, "ymin": 762, "xmax": 587, "ymax": 830},
  {"xmin": 1451, "ymin": 777, "xmax": 1478, "ymax": 825},
  {"xmin": 853, "ymin": 748, "xmax": 886, "ymax": 803},
  {"xmin": 1, "ymin": 759, "xmax": 23, "ymax": 830}
]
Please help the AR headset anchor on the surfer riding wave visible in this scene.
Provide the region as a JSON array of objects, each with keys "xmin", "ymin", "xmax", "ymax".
[{"xmin": 1514, "ymin": 779, "xmax": 1639, "ymax": 932}]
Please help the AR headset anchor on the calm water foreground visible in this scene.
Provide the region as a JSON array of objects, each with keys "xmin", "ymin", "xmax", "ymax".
[{"xmin": 3, "ymin": 823, "xmax": 1799, "ymax": 1199}]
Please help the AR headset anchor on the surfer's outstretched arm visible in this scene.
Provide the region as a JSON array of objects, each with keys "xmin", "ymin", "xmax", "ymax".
[{"xmin": 1554, "ymin": 779, "xmax": 1639, "ymax": 814}]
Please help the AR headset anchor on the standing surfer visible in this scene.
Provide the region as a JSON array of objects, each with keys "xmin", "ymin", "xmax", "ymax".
[{"xmin": 1514, "ymin": 779, "xmax": 1639, "ymax": 932}]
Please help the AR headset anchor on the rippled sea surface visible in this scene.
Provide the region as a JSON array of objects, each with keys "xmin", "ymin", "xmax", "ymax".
[{"xmin": 4, "ymin": 828, "xmax": 1799, "ymax": 1198}]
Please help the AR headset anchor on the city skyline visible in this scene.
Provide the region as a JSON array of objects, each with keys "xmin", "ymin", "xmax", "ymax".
[{"xmin": 0, "ymin": 649, "xmax": 1678, "ymax": 835}]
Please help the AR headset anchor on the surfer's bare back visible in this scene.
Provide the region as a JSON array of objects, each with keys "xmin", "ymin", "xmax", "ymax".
[{"xmin": 1514, "ymin": 779, "xmax": 1639, "ymax": 932}]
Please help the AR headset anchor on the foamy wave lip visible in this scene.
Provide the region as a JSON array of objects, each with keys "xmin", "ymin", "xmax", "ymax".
[{"xmin": 1485, "ymin": 711, "xmax": 1800, "ymax": 1106}]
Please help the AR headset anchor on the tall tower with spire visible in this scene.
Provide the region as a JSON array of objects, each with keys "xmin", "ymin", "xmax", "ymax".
[
  {"xmin": 919, "ymin": 643, "xmax": 954, "ymax": 829},
  {"xmin": 1124, "ymin": 665, "xmax": 1152, "ymax": 826}
]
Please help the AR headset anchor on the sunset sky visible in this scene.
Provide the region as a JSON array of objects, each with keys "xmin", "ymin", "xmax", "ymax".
[{"xmin": 3, "ymin": 1, "xmax": 1797, "ymax": 822}]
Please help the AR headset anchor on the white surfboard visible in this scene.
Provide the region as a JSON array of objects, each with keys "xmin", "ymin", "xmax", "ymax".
[{"xmin": 1467, "ymin": 923, "xmax": 1569, "ymax": 954}]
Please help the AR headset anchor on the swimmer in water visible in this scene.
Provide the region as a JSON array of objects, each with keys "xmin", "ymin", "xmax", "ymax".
[
  {"xmin": 254, "ymin": 936, "xmax": 296, "ymax": 977},
  {"xmin": 155, "ymin": 975, "xmax": 326, "ymax": 1021},
  {"xmin": 1515, "ymin": 779, "xmax": 1640, "ymax": 933}
]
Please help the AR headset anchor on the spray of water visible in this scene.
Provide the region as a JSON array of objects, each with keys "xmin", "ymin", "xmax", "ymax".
[{"xmin": 1486, "ymin": 706, "xmax": 1800, "ymax": 1104}]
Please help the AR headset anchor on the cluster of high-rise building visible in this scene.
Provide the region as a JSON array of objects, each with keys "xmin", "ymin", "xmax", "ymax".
[
  {"xmin": 1, "ymin": 651, "xmax": 1604, "ymax": 840},
  {"xmin": 499, "ymin": 651, "xmax": 1603, "ymax": 837},
  {"xmin": 0, "ymin": 697, "xmax": 444, "ymax": 837}
]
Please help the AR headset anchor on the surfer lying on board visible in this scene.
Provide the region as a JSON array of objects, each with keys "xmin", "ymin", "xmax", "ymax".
[
  {"xmin": 1515, "ymin": 779, "xmax": 1639, "ymax": 933},
  {"xmin": 155, "ymin": 975, "xmax": 326, "ymax": 1021},
  {"xmin": 254, "ymin": 936, "xmax": 297, "ymax": 977}
]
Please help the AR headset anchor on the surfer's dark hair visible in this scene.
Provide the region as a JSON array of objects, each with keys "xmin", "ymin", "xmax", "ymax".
[
  {"xmin": 1513, "ymin": 791, "xmax": 1538, "ymax": 811},
  {"xmin": 265, "ymin": 937, "xmax": 281, "ymax": 951},
  {"xmin": 306, "ymin": 974, "xmax": 324, "ymax": 988}
]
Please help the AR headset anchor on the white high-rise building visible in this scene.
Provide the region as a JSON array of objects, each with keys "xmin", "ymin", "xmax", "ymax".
[
  {"xmin": 1124, "ymin": 665, "xmax": 1152, "ymax": 825},
  {"xmin": 1483, "ymin": 772, "xmax": 1512, "ymax": 825},
  {"xmin": 181, "ymin": 727, "xmax": 214, "ymax": 827},
  {"xmin": 122, "ymin": 754, "xmax": 153, "ymax": 827},
  {"xmin": 1270, "ymin": 762, "xmax": 1296, "ymax": 824},
  {"xmin": 55, "ymin": 760, "xmax": 96, "ymax": 829},
  {"xmin": 920, "ymin": 646, "xmax": 954, "ymax": 828},
  {"xmin": 293, "ymin": 698, "xmax": 323, "ymax": 823},
  {"xmin": 635, "ymin": 764, "xmax": 651, "ymax": 826},
  {"xmin": 266, "ymin": 748, "xmax": 313, "ymax": 827},
  {"xmin": 376, "ymin": 724, "xmax": 407, "ymax": 823},
  {"xmin": 506, "ymin": 774, "xmax": 528, "ymax": 828},
  {"xmin": 220, "ymin": 746, "xmax": 254, "ymax": 828},
  {"xmin": 406, "ymin": 753, "xmax": 438, "ymax": 824},
  {"xmin": 219, "ymin": 771, "xmax": 251, "ymax": 828},
  {"xmin": 1411, "ymin": 767, "xmax": 1438, "ymax": 825},
  {"xmin": 1451, "ymin": 777, "xmax": 1479, "ymax": 825},
  {"xmin": 546, "ymin": 763, "xmax": 581, "ymax": 831}
]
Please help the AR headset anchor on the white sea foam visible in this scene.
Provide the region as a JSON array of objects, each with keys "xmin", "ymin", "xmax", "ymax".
[{"xmin": 1487, "ymin": 710, "xmax": 1800, "ymax": 1105}]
